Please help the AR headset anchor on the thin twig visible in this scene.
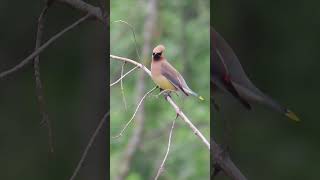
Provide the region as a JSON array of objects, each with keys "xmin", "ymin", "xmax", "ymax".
[
  {"xmin": 0, "ymin": 14, "xmax": 91, "ymax": 79},
  {"xmin": 34, "ymin": 5, "xmax": 54, "ymax": 153},
  {"xmin": 155, "ymin": 118, "xmax": 176, "ymax": 180},
  {"xmin": 120, "ymin": 62, "xmax": 128, "ymax": 110},
  {"xmin": 114, "ymin": 20, "xmax": 142, "ymax": 62},
  {"xmin": 112, "ymin": 86, "xmax": 158, "ymax": 139},
  {"xmin": 110, "ymin": 65, "xmax": 138, "ymax": 87},
  {"xmin": 69, "ymin": 111, "xmax": 109, "ymax": 180}
]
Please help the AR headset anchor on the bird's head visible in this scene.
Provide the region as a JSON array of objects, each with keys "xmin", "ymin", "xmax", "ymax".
[{"xmin": 152, "ymin": 44, "xmax": 165, "ymax": 61}]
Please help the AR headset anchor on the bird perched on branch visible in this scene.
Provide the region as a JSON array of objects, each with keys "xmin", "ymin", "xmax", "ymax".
[
  {"xmin": 211, "ymin": 28, "xmax": 300, "ymax": 121},
  {"xmin": 151, "ymin": 44, "xmax": 204, "ymax": 100}
]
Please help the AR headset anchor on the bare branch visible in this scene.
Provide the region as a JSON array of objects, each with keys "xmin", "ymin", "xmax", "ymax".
[
  {"xmin": 0, "ymin": 14, "xmax": 90, "ymax": 80},
  {"xmin": 112, "ymin": 86, "xmax": 158, "ymax": 139},
  {"xmin": 110, "ymin": 55, "xmax": 150, "ymax": 75},
  {"xmin": 110, "ymin": 65, "xmax": 138, "ymax": 87},
  {"xmin": 34, "ymin": 5, "xmax": 54, "ymax": 152},
  {"xmin": 155, "ymin": 118, "xmax": 176, "ymax": 180},
  {"xmin": 57, "ymin": 0, "xmax": 104, "ymax": 21},
  {"xmin": 110, "ymin": 54, "xmax": 210, "ymax": 149},
  {"xmin": 120, "ymin": 62, "xmax": 128, "ymax": 110},
  {"xmin": 113, "ymin": 20, "xmax": 142, "ymax": 62},
  {"xmin": 212, "ymin": 140, "xmax": 247, "ymax": 180},
  {"xmin": 166, "ymin": 96, "xmax": 210, "ymax": 149},
  {"xmin": 69, "ymin": 111, "xmax": 109, "ymax": 180}
]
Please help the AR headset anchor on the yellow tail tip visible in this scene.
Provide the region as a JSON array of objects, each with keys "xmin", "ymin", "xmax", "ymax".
[
  {"xmin": 286, "ymin": 110, "xmax": 300, "ymax": 122},
  {"xmin": 199, "ymin": 96, "xmax": 204, "ymax": 101}
]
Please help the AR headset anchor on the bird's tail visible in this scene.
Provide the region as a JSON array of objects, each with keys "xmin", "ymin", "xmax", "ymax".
[
  {"xmin": 232, "ymin": 82, "xmax": 300, "ymax": 122},
  {"xmin": 186, "ymin": 89, "xmax": 204, "ymax": 101},
  {"xmin": 285, "ymin": 109, "xmax": 300, "ymax": 122},
  {"xmin": 259, "ymin": 94, "xmax": 300, "ymax": 122}
]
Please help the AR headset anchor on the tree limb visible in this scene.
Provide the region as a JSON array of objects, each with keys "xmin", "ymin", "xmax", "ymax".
[
  {"xmin": 0, "ymin": 14, "xmax": 90, "ymax": 79},
  {"xmin": 69, "ymin": 111, "xmax": 109, "ymax": 180},
  {"xmin": 212, "ymin": 140, "xmax": 247, "ymax": 180},
  {"xmin": 57, "ymin": 0, "xmax": 104, "ymax": 21}
]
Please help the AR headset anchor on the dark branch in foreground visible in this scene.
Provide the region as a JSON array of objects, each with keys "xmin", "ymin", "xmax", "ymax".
[
  {"xmin": 0, "ymin": 14, "xmax": 90, "ymax": 80},
  {"xmin": 69, "ymin": 111, "xmax": 109, "ymax": 180},
  {"xmin": 57, "ymin": 0, "xmax": 104, "ymax": 21},
  {"xmin": 34, "ymin": 4, "xmax": 54, "ymax": 153},
  {"xmin": 212, "ymin": 140, "xmax": 247, "ymax": 180}
]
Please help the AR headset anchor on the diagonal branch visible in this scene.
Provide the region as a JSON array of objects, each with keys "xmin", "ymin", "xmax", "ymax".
[
  {"xmin": 57, "ymin": 0, "xmax": 104, "ymax": 21},
  {"xmin": 166, "ymin": 96, "xmax": 210, "ymax": 149},
  {"xmin": 0, "ymin": 14, "xmax": 90, "ymax": 80},
  {"xmin": 69, "ymin": 111, "xmax": 109, "ymax": 180},
  {"xmin": 110, "ymin": 54, "xmax": 210, "ymax": 149},
  {"xmin": 112, "ymin": 86, "xmax": 158, "ymax": 139},
  {"xmin": 110, "ymin": 65, "xmax": 138, "ymax": 87},
  {"xmin": 212, "ymin": 140, "xmax": 247, "ymax": 180}
]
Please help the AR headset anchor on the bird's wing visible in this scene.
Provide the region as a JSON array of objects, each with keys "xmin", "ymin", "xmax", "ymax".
[
  {"xmin": 160, "ymin": 61, "xmax": 189, "ymax": 95},
  {"xmin": 211, "ymin": 28, "xmax": 252, "ymax": 109},
  {"xmin": 212, "ymin": 28, "xmax": 282, "ymax": 111},
  {"xmin": 211, "ymin": 28, "xmax": 300, "ymax": 121},
  {"xmin": 211, "ymin": 28, "xmax": 262, "ymax": 94}
]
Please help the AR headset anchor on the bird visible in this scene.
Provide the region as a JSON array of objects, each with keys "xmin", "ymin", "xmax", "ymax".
[
  {"xmin": 211, "ymin": 28, "xmax": 300, "ymax": 121},
  {"xmin": 151, "ymin": 44, "xmax": 204, "ymax": 100}
]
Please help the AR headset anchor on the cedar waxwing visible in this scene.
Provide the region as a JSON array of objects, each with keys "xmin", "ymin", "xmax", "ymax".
[
  {"xmin": 151, "ymin": 45, "xmax": 204, "ymax": 100},
  {"xmin": 211, "ymin": 28, "xmax": 300, "ymax": 121}
]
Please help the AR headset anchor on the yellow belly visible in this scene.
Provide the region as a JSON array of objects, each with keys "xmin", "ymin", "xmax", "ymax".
[{"xmin": 152, "ymin": 75, "xmax": 176, "ymax": 90}]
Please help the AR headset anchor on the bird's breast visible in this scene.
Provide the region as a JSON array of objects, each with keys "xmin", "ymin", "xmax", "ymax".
[{"xmin": 151, "ymin": 62, "xmax": 176, "ymax": 90}]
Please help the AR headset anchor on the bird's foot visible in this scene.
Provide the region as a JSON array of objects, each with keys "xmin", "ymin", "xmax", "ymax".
[{"xmin": 163, "ymin": 91, "xmax": 172, "ymax": 99}]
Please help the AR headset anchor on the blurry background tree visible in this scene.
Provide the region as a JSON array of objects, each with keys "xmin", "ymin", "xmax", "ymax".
[
  {"xmin": 110, "ymin": 0, "xmax": 210, "ymax": 179},
  {"xmin": 213, "ymin": 0, "xmax": 320, "ymax": 179},
  {"xmin": 0, "ymin": 0, "xmax": 107, "ymax": 180}
]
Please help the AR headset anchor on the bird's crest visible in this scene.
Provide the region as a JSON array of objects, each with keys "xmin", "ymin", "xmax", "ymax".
[{"xmin": 153, "ymin": 44, "xmax": 165, "ymax": 54}]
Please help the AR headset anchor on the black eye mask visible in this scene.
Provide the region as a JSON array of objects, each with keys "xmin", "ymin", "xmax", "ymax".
[{"xmin": 153, "ymin": 52, "xmax": 162, "ymax": 60}]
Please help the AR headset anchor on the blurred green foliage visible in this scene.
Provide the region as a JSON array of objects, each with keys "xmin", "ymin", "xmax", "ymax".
[
  {"xmin": 111, "ymin": 0, "xmax": 210, "ymax": 179},
  {"xmin": 213, "ymin": 0, "xmax": 320, "ymax": 179}
]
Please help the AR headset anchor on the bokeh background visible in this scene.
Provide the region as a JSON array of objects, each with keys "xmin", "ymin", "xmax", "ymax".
[
  {"xmin": 0, "ymin": 1, "xmax": 107, "ymax": 180},
  {"xmin": 213, "ymin": 0, "xmax": 320, "ymax": 179},
  {"xmin": 110, "ymin": 0, "xmax": 210, "ymax": 179}
]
